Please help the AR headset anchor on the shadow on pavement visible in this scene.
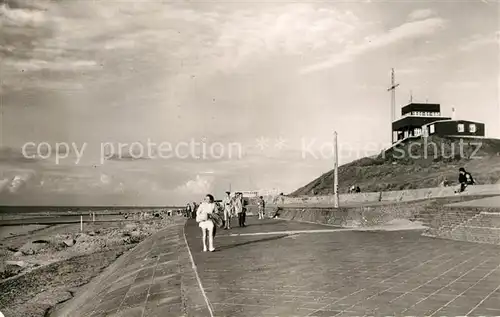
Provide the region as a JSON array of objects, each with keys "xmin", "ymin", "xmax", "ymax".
[{"xmin": 216, "ymin": 234, "xmax": 290, "ymax": 251}]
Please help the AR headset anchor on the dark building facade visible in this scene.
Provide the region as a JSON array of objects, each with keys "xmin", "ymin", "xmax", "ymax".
[
  {"xmin": 391, "ymin": 103, "xmax": 485, "ymax": 143},
  {"xmin": 423, "ymin": 120, "xmax": 485, "ymax": 138}
]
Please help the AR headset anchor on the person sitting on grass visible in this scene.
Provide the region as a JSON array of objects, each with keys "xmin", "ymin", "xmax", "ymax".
[{"xmin": 455, "ymin": 167, "xmax": 475, "ymax": 193}]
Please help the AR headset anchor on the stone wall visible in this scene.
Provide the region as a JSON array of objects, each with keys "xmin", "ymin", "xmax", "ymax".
[
  {"xmin": 275, "ymin": 184, "xmax": 500, "ymax": 207},
  {"xmin": 266, "ymin": 199, "xmax": 433, "ymax": 228},
  {"xmin": 449, "ymin": 212, "xmax": 500, "ymax": 245},
  {"xmin": 422, "ymin": 206, "xmax": 500, "ymax": 245}
]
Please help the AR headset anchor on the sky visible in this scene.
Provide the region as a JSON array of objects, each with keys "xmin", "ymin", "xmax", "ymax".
[{"xmin": 0, "ymin": 0, "xmax": 499, "ymax": 205}]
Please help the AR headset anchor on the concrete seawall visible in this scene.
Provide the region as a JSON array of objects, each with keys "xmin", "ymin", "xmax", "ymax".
[
  {"xmin": 268, "ymin": 195, "xmax": 499, "ymax": 229},
  {"xmin": 51, "ymin": 218, "xmax": 209, "ymax": 317},
  {"xmin": 278, "ymin": 184, "xmax": 500, "ymax": 206},
  {"xmin": 421, "ymin": 196, "xmax": 500, "ymax": 245},
  {"xmin": 266, "ymin": 201, "xmax": 429, "ymax": 228}
]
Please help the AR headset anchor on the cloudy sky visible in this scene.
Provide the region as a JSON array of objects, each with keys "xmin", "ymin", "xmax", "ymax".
[{"xmin": 0, "ymin": 0, "xmax": 498, "ymax": 205}]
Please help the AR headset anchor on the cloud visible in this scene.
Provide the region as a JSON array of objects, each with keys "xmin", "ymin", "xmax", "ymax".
[
  {"xmin": 408, "ymin": 9, "xmax": 436, "ymax": 21},
  {"xmin": 0, "ymin": 2, "xmax": 46, "ymax": 27},
  {"xmin": 0, "ymin": 146, "xmax": 37, "ymax": 163},
  {"xmin": 176, "ymin": 175, "xmax": 214, "ymax": 195},
  {"xmin": 410, "ymin": 53, "xmax": 446, "ymax": 64},
  {"xmin": 1, "ymin": 2, "xmax": 363, "ymax": 95},
  {"xmin": 443, "ymin": 81, "xmax": 482, "ymax": 89},
  {"xmin": 300, "ymin": 17, "xmax": 446, "ymax": 74},
  {"xmin": 459, "ymin": 31, "xmax": 500, "ymax": 51},
  {"xmin": 6, "ymin": 171, "xmax": 34, "ymax": 193},
  {"xmin": 208, "ymin": 4, "xmax": 361, "ymax": 69},
  {"xmin": 0, "ymin": 178, "xmax": 9, "ymax": 193},
  {"xmin": 9, "ymin": 58, "xmax": 98, "ymax": 72}
]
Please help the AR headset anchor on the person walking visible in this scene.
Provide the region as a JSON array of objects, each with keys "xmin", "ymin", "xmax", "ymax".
[
  {"xmin": 191, "ymin": 202, "xmax": 198, "ymax": 219},
  {"xmin": 222, "ymin": 191, "xmax": 233, "ymax": 229},
  {"xmin": 196, "ymin": 194, "xmax": 216, "ymax": 252},
  {"xmin": 257, "ymin": 196, "xmax": 265, "ymax": 219},
  {"xmin": 235, "ymin": 193, "xmax": 245, "ymax": 227}
]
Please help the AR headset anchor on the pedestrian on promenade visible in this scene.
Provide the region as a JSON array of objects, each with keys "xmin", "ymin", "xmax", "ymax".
[
  {"xmin": 235, "ymin": 193, "xmax": 245, "ymax": 227},
  {"xmin": 222, "ymin": 191, "xmax": 233, "ymax": 229},
  {"xmin": 271, "ymin": 193, "xmax": 284, "ymax": 219},
  {"xmin": 257, "ymin": 196, "xmax": 265, "ymax": 219},
  {"xmin": 185, "ymin": 203, "xmax": 192, "ymax": 218},
  {"xmin": 196, "ymin": 194, "xmax": 216, "ymax": 252},
  {"xmin": 191, "ymin": 202, "xmax": 198, "ymax": 219}
]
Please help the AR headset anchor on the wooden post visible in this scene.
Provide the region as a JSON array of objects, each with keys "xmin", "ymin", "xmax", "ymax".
[
  {"xmin": 80, "ymin": 215, "xmax": 83, "ymax": 231},
  {"xmin": 92, "ymin": 212, "xmax": 95, "ymax": 222},
  {"xmin": 333, "ymin": 131, "xmax": 339, "ymax": 208}
]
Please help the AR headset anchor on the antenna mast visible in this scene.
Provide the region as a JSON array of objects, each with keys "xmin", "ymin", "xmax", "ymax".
[{"xmin": 387, "ymin": 68, "xmax": 400, "ymax": 143}]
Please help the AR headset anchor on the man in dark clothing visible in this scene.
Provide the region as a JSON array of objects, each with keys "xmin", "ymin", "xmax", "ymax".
[
  {"xmin": 457, "ymin": 167, "xmax": 475, "ymax": 193},
  {"xmin": 191, "ymin": 202, "xmax": 198, "ymax": 219}
]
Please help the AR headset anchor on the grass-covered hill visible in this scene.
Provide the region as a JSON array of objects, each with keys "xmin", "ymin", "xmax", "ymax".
[{"xmin": 291, "ymin": 136, "xmax": 500, "ymax": 196}]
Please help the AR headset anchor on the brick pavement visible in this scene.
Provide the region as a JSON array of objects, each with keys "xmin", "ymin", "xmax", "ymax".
[
  {"xmin": 185, "ymin": 216, "xmax": 500, "ymax": 317},
  {"xmin": 447, "ymin": 195, "xmax": 500, "ymax": 208}
]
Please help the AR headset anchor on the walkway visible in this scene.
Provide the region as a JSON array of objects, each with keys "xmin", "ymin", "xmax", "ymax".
[
  {"xmin": 447, "ymin": 195, "xmax": 500, "ymax": 208},
  {"xmin": 185, "ymin": 217, "xmax": 500, "ymax": 317}
]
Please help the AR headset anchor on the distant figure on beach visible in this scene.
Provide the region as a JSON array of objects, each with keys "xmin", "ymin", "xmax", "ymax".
[
  {"xmin": 196, "ymin": 194, "xmax": 216, "ymax": 252},
  {"xmin": 257, "ymin": 196, "xmax": 265, "ymax": 219},
  {"xmin": 355, "ymin": 186, "xmax": 361, "ymax": 193},
  {"xmin": 440, "ymin": 177, "xmax": 449, "ymax": 187},
  {"xmin": 456, "ymin": 167, "xmax": 475, "ymax": 193},
  {"xmin": 222, "ymin": 191, "xmax": 233, "ymax": 229}
]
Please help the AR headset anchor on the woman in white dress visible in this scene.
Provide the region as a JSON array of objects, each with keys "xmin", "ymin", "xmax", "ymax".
[{"xmin": 196, "ymin": 194, "xmax": 216, "ymax": 252}]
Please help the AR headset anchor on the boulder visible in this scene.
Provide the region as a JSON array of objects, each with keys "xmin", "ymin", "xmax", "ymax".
[
  {"xmin": 63, "ymin": 239, "xmax": 76, "ymax": 247},
  {"xmin": 5, "ymin": 260, "xmax": 27, "ymax": 268}
]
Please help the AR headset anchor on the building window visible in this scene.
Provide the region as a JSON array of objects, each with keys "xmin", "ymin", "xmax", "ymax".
[
  {"xmin": 430, "ymin": 124, "xmax": 435, "ymax": 134},
  {"xmin": 457, "ymin": 124, "xmax": 465, "ymax": 132},
  {"xmin": 469, "ymin": 124, "xmax": 477, "ymax": 133}
]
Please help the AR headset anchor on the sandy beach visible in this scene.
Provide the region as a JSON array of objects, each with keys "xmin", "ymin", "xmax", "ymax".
[{"xmin": 0, "ymin": 210, "xmax": 179, "ymax": 317}]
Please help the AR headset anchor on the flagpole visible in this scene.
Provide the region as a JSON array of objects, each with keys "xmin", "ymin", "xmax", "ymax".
[{"xmin": 333, "ymin": 131, "xmax": 339, "ymax": 208}]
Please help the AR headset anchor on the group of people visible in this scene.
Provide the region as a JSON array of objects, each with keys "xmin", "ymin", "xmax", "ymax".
[
  {"xmin": 221, "ymin": 191, "xmax": 247, "ymax": 229},
  {"xmin": 348, "ymin": 185, "xmax": 361, "ymax": 193},
  {"xmin": 192, "ymin": 192, "xmax": 267, "ymax": 252}
]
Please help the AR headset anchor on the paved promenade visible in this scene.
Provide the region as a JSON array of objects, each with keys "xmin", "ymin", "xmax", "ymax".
[
  {"xmin": 185, "ymin": 217, "xmax": 500, "ymax": 317},
  {"xmin": 447, "ymin": 195, "xmax": 500, "ymax": 208},
  {"xmin": 51, "ymin": 218, "xmax": 211, "ymax": 317}
]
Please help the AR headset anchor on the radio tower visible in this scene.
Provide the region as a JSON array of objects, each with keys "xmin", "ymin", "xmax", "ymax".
[{"xmin": 387, "ymin": 68, "xmax": 399, "ymax": 143}]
